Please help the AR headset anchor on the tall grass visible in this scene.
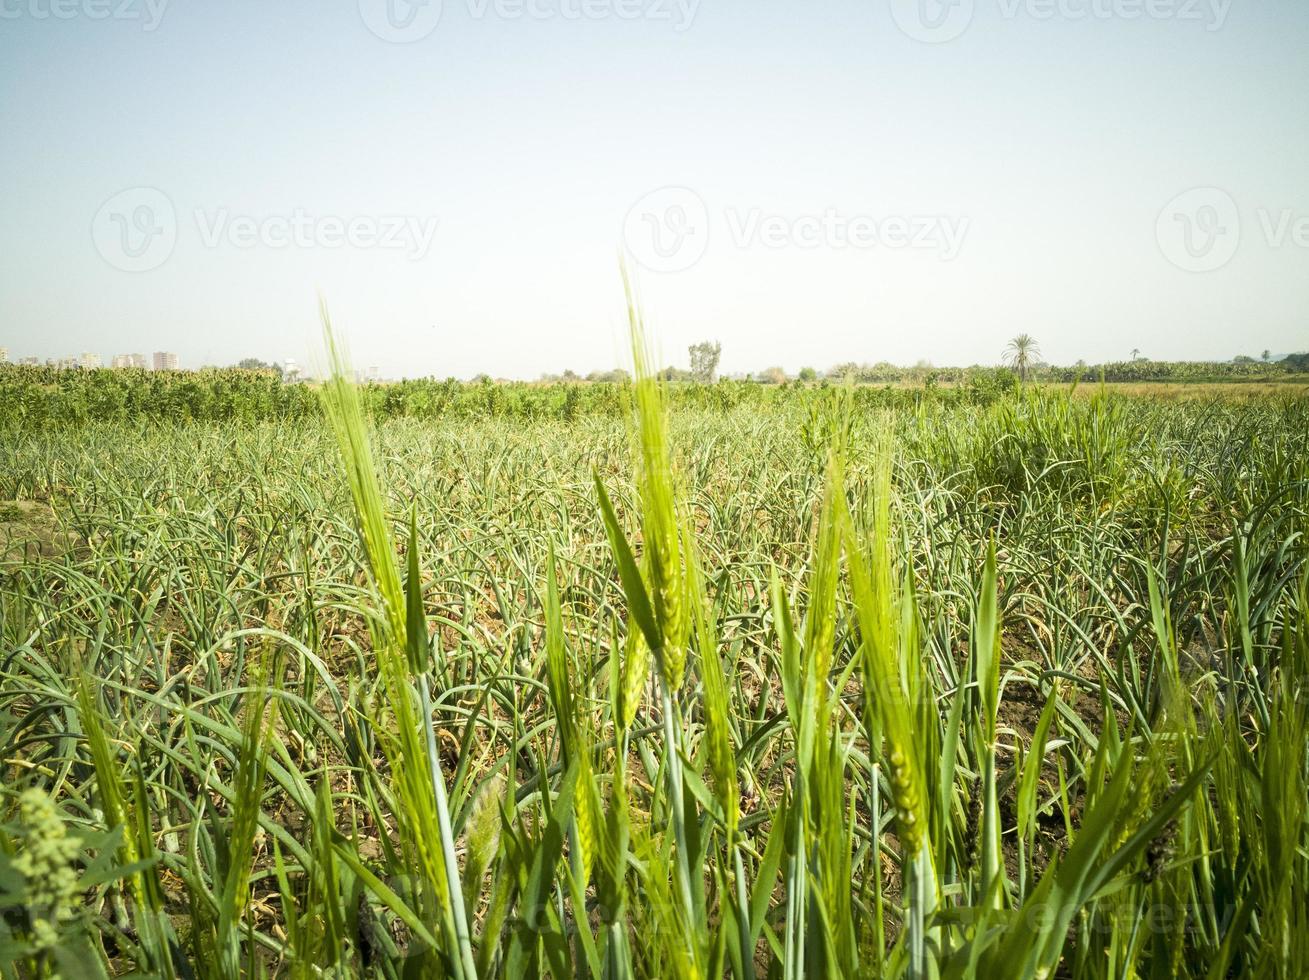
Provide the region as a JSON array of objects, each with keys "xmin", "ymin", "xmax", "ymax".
[{"xmin": 0, "ymin": 294, "xmax": 1306, "ymax": 977}]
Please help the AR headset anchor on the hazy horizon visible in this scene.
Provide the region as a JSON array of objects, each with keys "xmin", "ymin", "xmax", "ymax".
[
  {"xmin": 2, "ymin": 1, "xmax": 1306, "ymax": 380},
  {"xmin": 2, "ymin": 345, "xmax": 1302, "ymax": 381}
]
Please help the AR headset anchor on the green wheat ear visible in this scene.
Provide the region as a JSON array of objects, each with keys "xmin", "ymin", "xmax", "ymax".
[
  {"xmin": 318, "ymin": 297, "xmax": 405, "ymax": 640},
  {"xmin": 461, "ymin": 772, "xmax": 504, "ymax": 910},
  {"xmin": 686, "ymin": 509, "xmax": 739, "ymax": 839},
  {"xmin": 619, "ymin": 621, "xmax": 651, "ymax": 731},
  {"xmin": 318, "ymin": 300, "xmax": 477, "ymax": 980},
  {"xmin": 622, "ymin": 263, "xmax": 688, "ymax": 688},
  {"xmin": 842, "ymin": 422, "xmax": 929, "ymax": 854}
]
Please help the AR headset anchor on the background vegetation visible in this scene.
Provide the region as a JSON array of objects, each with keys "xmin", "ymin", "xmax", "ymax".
[
  {"xmin": 4, "ymin": 351, "xmax": 1305, "ymax": 427},
  {"xmin": 0, "ymin": 333, "xmax": 1306, "ymax": 977}
]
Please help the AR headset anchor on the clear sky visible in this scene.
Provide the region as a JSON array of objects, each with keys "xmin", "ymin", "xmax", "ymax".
[{"xmin": 1, "ymin": 0, "xmax": 1305, "ymax": 378}]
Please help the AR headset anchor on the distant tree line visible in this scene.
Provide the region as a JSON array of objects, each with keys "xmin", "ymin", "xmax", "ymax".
[
  {"xmin": 0, "ymin": 362, "xmax": 1024, "ymax": 426},
  {"xmin": 536, "ymin": 368, "xmax": 631, "ymax": 384},
  {"xmin": 1039, "ymin": 355, "xmax": 1306, "ymax": 383},
  {"xmin": 761, "ymin": 354, "xmax": 1307, "ymax": 385},
  {"xmin": 2, "ymin": 351, "xmax": 1303, "ymax": 427},
  {"xmin": 236, "ymin": 358, "xmax": 284, "ymax": 376}
]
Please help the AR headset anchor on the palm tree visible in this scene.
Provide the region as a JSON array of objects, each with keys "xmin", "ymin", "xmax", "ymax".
[
  {"xmin": 1131, "ymin": 348, "xmax": 1141, "ymax": 361},
  {"xmin": 1003, "ymin": 334, "xmax": 1041, "ymax": 383}
]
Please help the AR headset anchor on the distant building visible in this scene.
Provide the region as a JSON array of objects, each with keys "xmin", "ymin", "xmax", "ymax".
[
  {"xmin": 81, "ymin": 352, "xmax": 102, "ymax": 370},
  {"xmin": 283, "ymin": 359, "xmax": 301, "ymax": 382},
  {"xmin": 367, "ymin": 365, "xmax": 380, "ymax": 382},
  {"xmin": 153, "ymin": 351, "xmax": 179, "ymax": 371},
  {"xmin": 19, "ymin": 356, "xmax": 39, "ymax": 366},
  {"xmin": 112, "ymin": 353, "xmax": 148, "ymax": 369}
]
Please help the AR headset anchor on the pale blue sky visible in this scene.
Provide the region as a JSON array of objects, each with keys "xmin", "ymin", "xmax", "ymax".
[{"xmin": 1, "ymin": 0, "xmax": 1305, "ymax": 377}]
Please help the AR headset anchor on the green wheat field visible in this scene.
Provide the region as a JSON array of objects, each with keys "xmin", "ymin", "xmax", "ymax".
[{"xmin": 1, "ymin": 304, "xmax": 1306, "ymax": 979}]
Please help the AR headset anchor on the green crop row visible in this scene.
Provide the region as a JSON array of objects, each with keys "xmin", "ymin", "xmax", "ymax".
[{"xmin": 0, "ymin": 302, "xmax": 1306, "ymax": 977}]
